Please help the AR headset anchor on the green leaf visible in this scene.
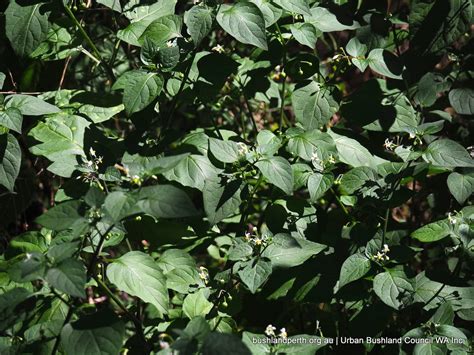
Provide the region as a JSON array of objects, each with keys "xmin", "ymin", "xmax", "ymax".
[
  {"xmin": 185, "ymin": 5, "xmax": 213, "ymax": 45},
  {"xmin": 367, "ymin": 49, "xmax": 404, "ymax": 80},
  {"xmin": 97, "ymin": 0, "xmax": 122, "ymax": 12},
  {"xmin": 236, "ymin": 258, "xmax": 272, "ymax": 294},
  {"xmin": 203, "ymin": 179, "xmax": 243, "ymax": 225},
  {"xmin": 449, "ymin": 88, "xmax": 474, "ymax": 115},
  {"xmin": 447, "ymin": 172, "xmax": 474, "ymax": 205},
  {"xmin": 412, "ymin": 219, "xmax": 451, "ymax": 242},
  {"xmin": 305, "ymin": 7, "xmax": 360, "ymax": 32},
  {"xmin": 36, "ymin": 200, "xmax": 84, "ymax": 231},
  {"xmin": 262, "ymin": 233, "xmax": 326, "ymax": 268},
  {"xmin": 0, "ymin": 133, "xmax": 21, "ymax": 192},
  {"xmin": 286, "ymin": 128, "xmax": 337, "ymax": 161},
  {"xmin": 250, "ymin": 0, "xmax": 282, "ymax": 27},
  {"xmin": 217, "ymin": 3, "xmax": 268, "ymax": 50},
  {"xmin": 414, "ymin": 73, "xmax": 451, "ymax": 108},
  {"xmin": 107, "ymin": 251, "xmax": 169, "ymax": 314},
  {"xmin": 166, "ymin": 266, "xmax": 204, "ymax": 294},
  {"xmin": 328, "ymin": 130, "xmax": 385, "ymax": 168},
  {"xmin": 202, "ymin": 333, "xmax": 251, "ymax": 355},
  {"xmin": 46, "ymin": 258, "xmax": 86, "ymax": 298},
  {"xmin": 5, "ymin": 232, "xmax": 48, "ymax": 259},
  {"xmin": 61, "ymin": 310, "xmax": 125, "ymax": 355},
  {"xmin": 346, "ymin": 37, "xmax": 368, "ymax": 72},
  {"xmin": 140, "ymin": 15, "xmax": 183, "ymax": 45},
  {"xmin": 289, "ymin": 23, "xmax": 319, "ymax": 49},
  {"xmin": 423, "ymin": 139, "xmax": 474, "ymax": 168},
  {"xmin": 6, "ymin": 95, "xmax": 60, "ymax": 116},
  {"xmin": 292, "ymin": 81, "xmax": 339, "ymax": 130},
  {"xmin": 339, "ymin": 253, "xmax": 371, "ymax": 288},
  {"xmin": 0, "ymin": 72, "xmax": 5, "ymax": 89},
  {"xmin": 256, "ymin": 156, "xmax": 294, "ymax": 195},
  {"xmin": 118, "ymin": 0, "xmax": 177, "ymax": 46},
  {"xmin": 274, "ymin": 0, "xmax": 311, "ymax": 15},
  {"xmin": 0, "ymin": 108, "xmax": 22, "ymax": 134},
  {"xmin": 28, "ymin": 113, "xmax": 90, "ymax": 177},
  {"xmin": 5, "ymin": 1, "xmax": 50, "ymax": 57},
  {"xmin": 307, "ymin": 173, "xmax": 333, "ymax": 202},
  {"xmin": 430, "ymin": 302, "xmax": 454, "ymax": 325},
  {"xmin": 340, "ymin": 166, "xmax": 378, "ymax": 195},
  {"xmin": 208, "ymin": 138, "xmax": 241, "ymax": 163},
  {"xmin": 113, "ymin": 70, "xmax": 164, "ymax": 115},
  {"xmin": 9, "ymin": 252, "xmax": 46, "ymax": 283},
  {"xmin": 373, "ymin": 270, "xmax": 414, "ymax": 309},
  {"xmin": 256, "ymin": 130, "xmax": 282, "ymax": 156},
  {"xmin": 137, "ymin": 184, "xmax": 199, "ymax": 219},
  {"xmin": 228, "ymin": 239, "xmax": 254, "ymax": 261},
  {"xmin": 162, "ymin": 154, "xmax": 220, "ymax": 190},
  {"xmin": 183, "ymin": 288, "xmax": 213, "ymax": 319}
]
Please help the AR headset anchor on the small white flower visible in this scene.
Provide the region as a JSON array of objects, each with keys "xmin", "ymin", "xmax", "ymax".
[
  {"xmin": 327, "ymin": 154, "xmax": 336, "ymax": 164},
  {"xmin": 409, "ymin": 132, "xmax": 416, "ymax": 139},
  {"xmin": 448, "ymin": 212, "xmax": 457, "ymax": 225},
  {"xmin": 212, "ymin": 44, "xmax": 225, "ymax": 53},
  {"xmin": 237, "ymin": 142, "xmax": 248, "ymax": 155},
  {"xmin": 384, "ymin": 138, "xmax": 397, "ymax": 151},
  {"xmin": 383, "ymin": 244, "xmax": 390, "ymax": 253},
  {"xmin": 198, "ymin": 266, "xmax": 209, "ymax": 283},
  {"xmin": 279, "ymin": 328, "xmax": 287, "ymax": 339},
  {"xmin": 265, "ymin": 324, "xmax": 276, "ymax": 337},
  {"xmin": 193, "ymin": 0, "xmax": 201, "ymax": 4},
  {"xmin": 87, "ymin": 160, "xmax": 94, "ymax": 167},
  {"xmin": 89, "ymin": 147, "xmax": 96, "ymax": 157},
  {"xmin": 166, "ymin": 40, "xmax": 174, "ymax": 48}
]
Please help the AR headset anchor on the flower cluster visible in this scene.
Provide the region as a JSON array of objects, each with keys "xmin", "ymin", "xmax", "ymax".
[
  {"xmin": 198, "ymin": 266, "xmax": 209, "ymax": 284},
  {"xmin": 383, "ymin": 138, "xmax": 398, "ymax": 151},
  {"xmin": 265, "ymin": 324, "xmax": 287, "ymax": 339},
  {"xmin": 372, "ymin": 244, "xmax": 390, "ymax": 261},
  {"xmin": 244, "ymin": 227, "xmax": 270, "ymax": 247},
  {"xmin": 78, "ymin": 147, "xmax": 103, "ymax": 183}
]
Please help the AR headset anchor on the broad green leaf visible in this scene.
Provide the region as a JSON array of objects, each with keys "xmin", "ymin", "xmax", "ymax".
[
  {"xmin": 5, "ymin": 232, "xmax": 48, "ymax": 259},
  {"xmin": 113, "ymin": 70, "xmax": 164, "ymax": 115},
  {"xmin": 118, "ymin": 0, "xmax": 177, "ymax": 46},
  {"xmin": 5, "ymin": 1, "xmax": 50, "ymax": 57},
  {"xmin": 36, "ymin": 200, "xmax": 84, "ymax": 231},
  {"xmin": 367, "ymin": 49, "xmax": 404, "ymax": 80},
  {"xmin": 166, "ymin": 266, "xmax": 204, "ymax": 294},
  {"xmin": 286, "ymin": 128, "xmax": 337, "ymax": 161},
  {"xmin": 430, "ymin": 302, "xmax": 454, "ymax": 325},
  {"xmin": 447, "ymin": 172, "xmax": 474, "ymax": 205},
  {"xmin": 45, "ymin": 258, "xmax": 86, "ymax": 298},
  {"xmin": 97, "ymin": 0, "xmax": 122, "ymax": 12},
  {"xmin": 107, "ymin": 251, "xmax": 169, "ymax": 314},
  {"xmin": 340, "ymin": 166, "xmax": 378, "ymax": 195},
  {"xmin": 256, "ymin": 156, "xmax": 294, "ymax": 195},
  {"xmin": 203, "ymin": 179, "xmax": 243, "ymax": 225},
  {"xmin": 261, "ymin": 233, "xmax": 326, "ymax": 268},
  {"xmin": 328, "ymin": 130, "xmax": 386, "ymax": 168},
  {"xmin": 346, "ymin": 37, "xmax": 368, "ymax": 72},
  {"xmin": 236, "ymin": 258, "xmax": 272, "ymax": 294},
  {"xmin": 274, "ymin": 0, "xmax": 311, "ymax": 15},
  {"xmin": 157, "ymin": 249, "xmax": 196, "ymax": 274},
  {"xmin": 0, "ymin": 133, "xmax": 21, "ymax": 192},
  {"xmin": 250, "ymin": 0, "xmax": 282, "ymax": 27},
  {"xmin": 217, "ymin": 3, "xmax": 268, "ymax": 50},
  {"xmin": 0, "ymin": 108, "xmax": 22, "ymax": 134},
  {"xmin": 228, "ymin": 239, "xmax": 254, "ymax": 261},
  {"xmin": 423, "ymin": 139, "xmax": 474, "ymax": 168},
  {"xmin": 414, "ymin": 73, "xmax": 451, "ymax": 108},
  {"xmin": 183, "ymin": 288, "xmax": 213, "ymax": 319},
  {"xmin": 242, "ymin": 332, "xmax": 270, "ymax": 354},
  {"xmin": 137, "ymin": 185, "xmax": 199, "ymax": 218},
  {"xmin": 256, "ymin": 130, "xmax": 282, "ymax": 156},
  {"xmin": 61, "ymin": 310, "xmax": 125, "ymax": 355},
  {"xmin": 373, "ymin": 270, "xmax": 414, "ymax": 309},
  {"xmin": 208, "ymin": 138, "xmax": 241, "ymax": 163},
  {"xmin": 203, "ymin": 333, "xmax": 251, "ymax": 355},
  {"xmin": 140, "ymin": 15, "xmax": 183, "ymax": 46},
  {"xmin": 162, "ymin": 154, "xmax": 219, "ymax": 190},
  {"xmin": 9, "ymin": 252, "xmax": 46, "ymax": 283},
  {"xmin": 411, "ymin": 219, "xmax": 451, "ymax": 242},
  {"xmin": 78, "ymin": 103, "xmax": 124, "ymax": 124},
  {"xmin": 413, "ymin": 343, "xmax": 446, "ymax": 355},
  {"xmin": 28, "ymin": 113, "xmax": 90, "ymax": 177},
  {"xmin": 6, "ymin": 95, "xmax": 60, "ymax": 116},
  {"xmin": 290, "ymin": 23, "xmax": 319, "ymax": 49},
  {"xmin": 305, "ymin": 7, "xmax": 360, "ymax": 32},
  {"xmin": 339, "ymin": 253, "xmax": 371, "ymax": 288},
  {"xmin": 185, "ymin": 5, "xmax": 213, "ymax": 45},
  {"xmin": 291, "ymin": 81, "xmax": 339, "ymax": 130},
  {"xmin": 103, "ymin": 191, "xmax": 140, "ymax": 222},
  {"xmin": 308, "ymin": 173, "xmax": 333, "ymax": 201},
  {"xmin": 449, "ymin": 88, "xmax": 474, "ymax": 115}
]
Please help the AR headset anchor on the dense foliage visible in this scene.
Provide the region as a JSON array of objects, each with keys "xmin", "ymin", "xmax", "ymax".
[{"xmin": 0, "ymin": 0, "xmax": 473, "ymax": 354}]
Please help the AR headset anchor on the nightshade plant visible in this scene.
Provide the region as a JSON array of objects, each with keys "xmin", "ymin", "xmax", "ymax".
[{"xmin": 0, "ymin": 0, "xmax": 473, "ymax": 354}]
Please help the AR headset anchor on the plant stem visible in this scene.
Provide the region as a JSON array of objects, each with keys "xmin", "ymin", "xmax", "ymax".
[{"xmin": 63, "ymin": 3, "xmax": 115, "ymax": 81}]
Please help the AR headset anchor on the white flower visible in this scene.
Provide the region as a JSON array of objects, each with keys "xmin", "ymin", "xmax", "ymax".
[
  {"xmin": 279, "ymin": 328, "xmax": 288, "ymax": 339},
  {"xmin": 265, "ymin": 324, "xmax": 276, "ymax": 337},
  {"xmin": 311, "ymin": 152, "xmax": 324, "ymax": 171},
  {"xmin": 198, "ymin": 266, "xmax": 209, "ymax": 283},
  {"xmin": 166, "ymin": 40, "xmax": 174, "ymax": 48},
  {"xmin": 383, "ymin": 244, "xmax": 390, "ymax": 253},
  {"xmin": 212, "ymin": 44, "xmax": 225, "ymax": 53},
  {"xmin": 89, "ymin": 147, "xmax": 96, "ymax": 157},
  {"xmin": 193, "ymin": 0, "xmax": 201, "ymax": 4},
  {"xmin": 448, "ymin": 212, "xmax": 457, "ymax": 225},
  {"xmin": 237, "ymin": 142, "xmax": 248, "ymax": 155},
  {"xmin": 327, "ymin": 154, "xmax": 336, "ymax": 164},
  {"xmin": 384, "ymin": 138, "xmax": 397, "ymax": 151}
]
